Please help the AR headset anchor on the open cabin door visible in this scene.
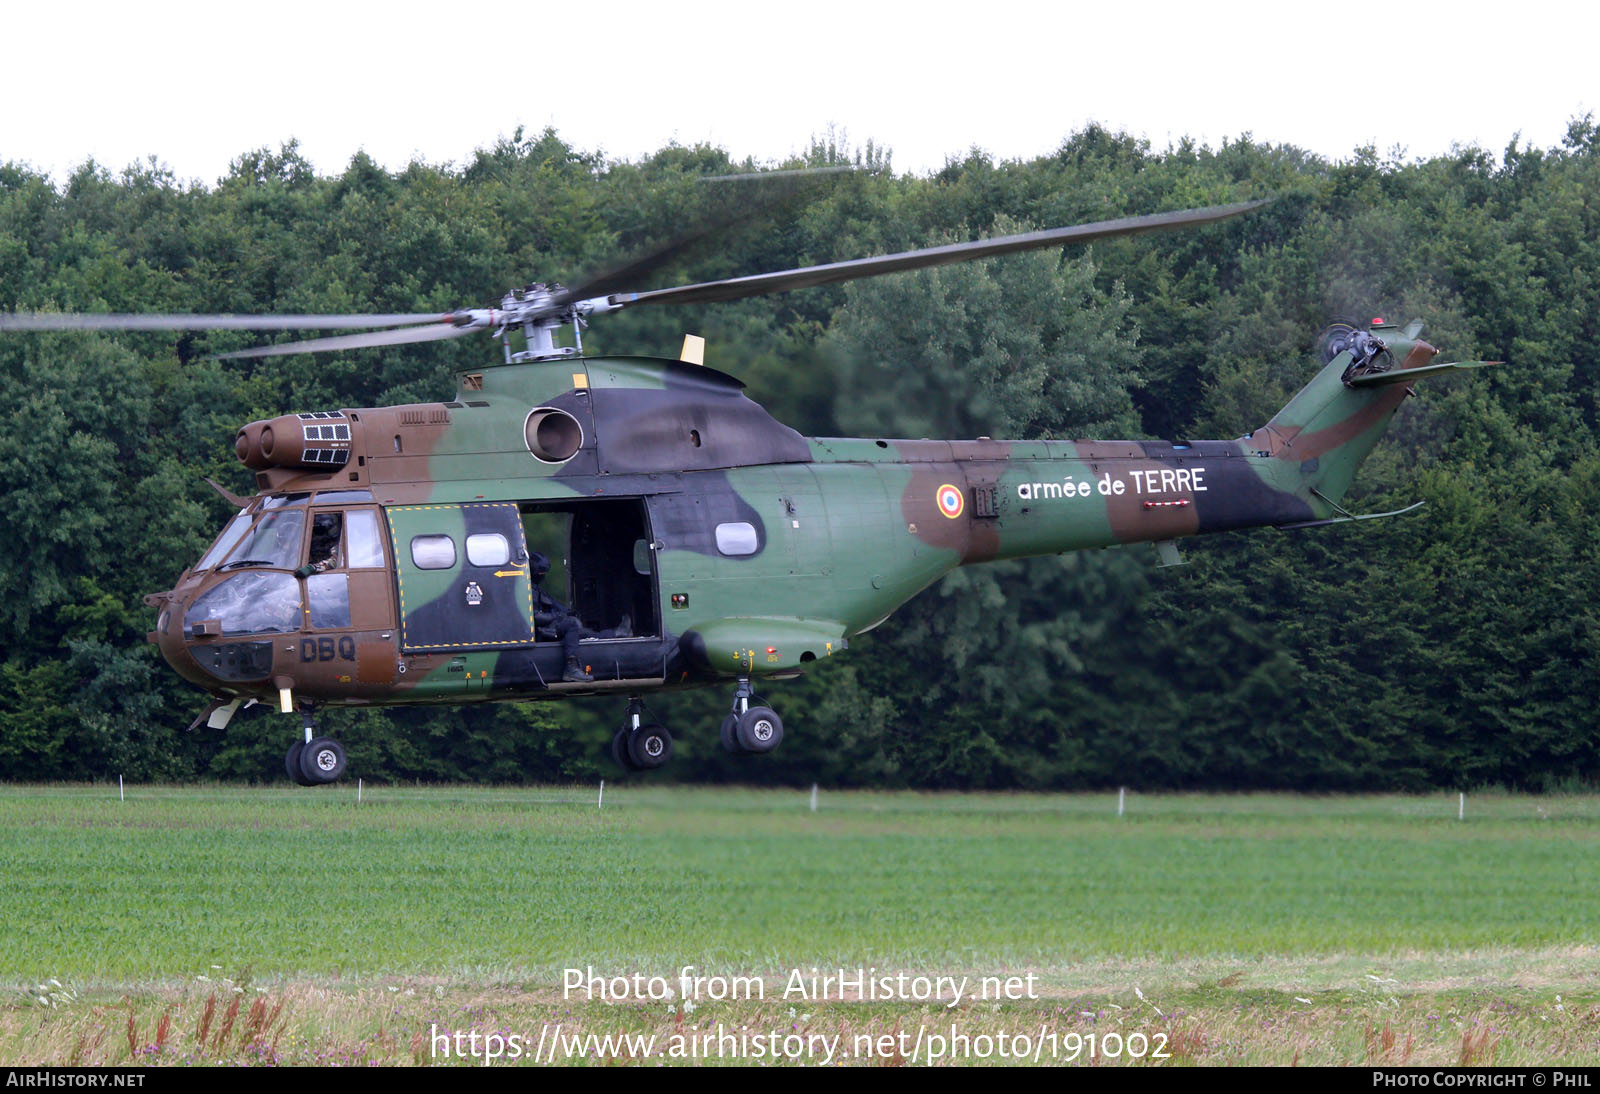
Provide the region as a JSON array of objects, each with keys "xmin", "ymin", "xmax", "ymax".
[
  {"xmin": 521, "ymin": 498, "xmax": 660, "ymax": 640},
  {"xmin": 385, "ymin": 502, "xmax": 536, "ymax": 652}
]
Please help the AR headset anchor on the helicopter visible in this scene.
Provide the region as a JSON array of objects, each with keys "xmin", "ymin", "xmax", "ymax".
[{"xmin": 0, "ymin": 197, "xmax": 1494, "ymax": 784}]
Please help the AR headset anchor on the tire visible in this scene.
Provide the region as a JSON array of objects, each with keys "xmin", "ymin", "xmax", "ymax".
[
  {"xmin": 736, "ymin": 707, "xmax": 783, "ymax": 753},
  {"xmin": 285, "ymin": 741, "xmax": 315, "ymax": 786},
  {"xmin": 627, "ymin": 723, "xmax": 674, "ymax": 769},
  {"xmin": 610, "ymin": 728, "xmax": 636, "ymax": 770},
  {"xmin": 719, "ymin": 713, "xmax": 742, "ymax": 754},
  {"xmin": 298, "ymin": 737, "xmax": 347, "ymax": 784}
]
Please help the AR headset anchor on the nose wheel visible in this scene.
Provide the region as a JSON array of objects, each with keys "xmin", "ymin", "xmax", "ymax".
[
  {"xmin": 285, "ymin": 741, "xmax": 315, "ymax": 786},
  {"xmin": 285, "ymin": 709, "xmax": 348, "ymax": 786}
]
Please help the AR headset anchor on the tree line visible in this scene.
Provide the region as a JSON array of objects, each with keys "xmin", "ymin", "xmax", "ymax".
[{"xmin": 2, "ymin": 120, "xmax": 1597, "ymax": 789}]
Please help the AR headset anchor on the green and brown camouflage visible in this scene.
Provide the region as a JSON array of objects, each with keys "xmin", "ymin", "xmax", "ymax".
[{"xmin": 151, "ymin": 317, "xmax": 1495, "ymax": 729}]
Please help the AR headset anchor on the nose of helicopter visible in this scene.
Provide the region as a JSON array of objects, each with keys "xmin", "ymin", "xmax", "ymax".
[
  {"xmin": 148, "ymin": 586, "xmax": 281, "ymax": 696},
  {"xmin": 148, "ymin": 588, "xmax": 216, "ymax": 690}
]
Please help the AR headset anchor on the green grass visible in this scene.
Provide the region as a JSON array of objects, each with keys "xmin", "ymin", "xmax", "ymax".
[
  {"xmin": 4, "ymin": 785, "xmax": 1600, "ymax": 1065},
  {"xmin": 3, "ymin": 784, "xmax": 1598, "ymax": 983}
]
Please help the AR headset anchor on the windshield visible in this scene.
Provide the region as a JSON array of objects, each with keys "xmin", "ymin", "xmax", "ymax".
[
  {"xmin": 224, "ymin": 509, "xmax": 306, "ymax": 570},
  {"xmin": 196, "ymin": 510, "xmax": 253, "ymax": 571},
  {"xmin": 186, "ymin": 572, "xmax": 300, "ymax": 636}
]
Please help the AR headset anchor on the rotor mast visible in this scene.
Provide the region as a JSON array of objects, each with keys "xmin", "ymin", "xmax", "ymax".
[{"xmin": 493, "ymin": 284, "xmax": 620, "ymax": 363}]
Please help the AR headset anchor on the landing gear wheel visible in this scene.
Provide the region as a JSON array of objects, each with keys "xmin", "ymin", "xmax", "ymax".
[
  {"xmin": 611, "ymin": 728, "xmax": 637, "ymax": 771},
  {"xmin": 627, "ymin": 724, "xmax": 674, "ymax": 769},
  {"xmin": 284, "ymin": 741, "xmax": 315, "ymax": 786},
  {"xmin": 736, "ymin": 707, "xmax": 783, "ymax": 753},
  {"xmin": 298, "ymin": 737, "xmax": 347, "ymax": 784},
  {"xmin": 719, "ymin": 713, "xmax": 742, "ymax": 754}
]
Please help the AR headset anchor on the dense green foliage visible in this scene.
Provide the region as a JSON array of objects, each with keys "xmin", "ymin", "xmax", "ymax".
[{"xmin": 2, "ymin": 121, "xmax": 1597, "ymax": 789}]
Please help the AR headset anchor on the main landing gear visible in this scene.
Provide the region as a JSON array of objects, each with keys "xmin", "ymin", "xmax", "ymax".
[
  {"xmin": 720, "ymin": 677, "xmax": 783, "ymax": 756},
  {"xmin": 611, "ymin": 697, "xmax": 673, "ymax": 771},
  {"xmin": 285, "ymin": 707, "xmax": 348, "ymax": 786},
  {"xmin": 605, "ymin": 679, "xmax": 787, "ymax": 772}
]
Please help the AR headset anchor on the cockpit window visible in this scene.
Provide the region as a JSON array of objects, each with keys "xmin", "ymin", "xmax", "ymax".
[
  {"xmin": 196, "ymin": 510, "xmax": 253, "ymax": 571},
  {"xmin": 186, "ymin": 572, "xmax": 300, "ymax": 636},
  {"xmin": 308, "ymin": 512, "xmax": 343, "ymax": 571},
  {"xmin": 262, "ymin": 493, "xmax": 312, "ymax": 510},
  {"xmin": 306, "ymin": 573, "xmax": 351, "ymax": 629},
  {"xmin": 228, "ymin": 509, "xmax": 305, "ymax": 571},
  {"xmin": 346, "ymin": 510, "xmax": 385, "ymax": 568}
]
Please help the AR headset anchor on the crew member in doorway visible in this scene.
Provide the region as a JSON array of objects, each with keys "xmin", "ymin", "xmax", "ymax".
[{"xmin": 530, "ymin": 550, "xmax": 593, "ymax": 682}]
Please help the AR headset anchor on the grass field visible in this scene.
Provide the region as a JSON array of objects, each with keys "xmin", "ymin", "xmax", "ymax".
[{"xmin": 3, "ymin": 784, "xmax": 1599, "ymax": 1066}]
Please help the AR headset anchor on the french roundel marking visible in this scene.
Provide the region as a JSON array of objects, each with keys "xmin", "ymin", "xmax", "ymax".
[{"xmin": 936, "ymin": 483, "xmax": 964, "ymax": 519}]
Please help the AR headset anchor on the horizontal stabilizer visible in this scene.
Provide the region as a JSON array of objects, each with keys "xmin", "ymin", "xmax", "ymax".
[{"xmin": 1346, "ymin": 360, "xmax": 1499, "ymax": 387}]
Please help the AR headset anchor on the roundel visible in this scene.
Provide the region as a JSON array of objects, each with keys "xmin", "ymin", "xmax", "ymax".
[{"xmin": 936, "ymin": 483, "xmax": 964, "ymax": 519}]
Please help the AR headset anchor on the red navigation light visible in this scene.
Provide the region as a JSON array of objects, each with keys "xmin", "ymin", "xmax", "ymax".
[
  {"xmin": 1371, "ymin": 317, "xmax": 1386, "ymax": 326},
  {"xmin": 766, "ymin": 647, "xmax": 777, "ymax": 655}
]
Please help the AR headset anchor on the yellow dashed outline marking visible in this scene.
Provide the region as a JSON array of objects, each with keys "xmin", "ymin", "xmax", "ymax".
[{"xmin": 387, "ymin": 502, "xmax": 537, "ymax": 652}]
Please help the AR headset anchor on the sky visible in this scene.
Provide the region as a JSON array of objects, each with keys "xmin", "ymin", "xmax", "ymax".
[{"xmin": 3, "ymin": 1, "xmax": 1594, "ymax": 185}]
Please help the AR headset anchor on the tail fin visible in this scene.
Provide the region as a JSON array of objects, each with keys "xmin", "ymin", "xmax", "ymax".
[{"xmin": 1245, "ymin": 320, "xmax": 1496, "ymax": 513}]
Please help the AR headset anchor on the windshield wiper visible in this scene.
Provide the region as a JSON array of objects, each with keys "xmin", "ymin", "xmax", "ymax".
[{"xmin": 219, "ymin": 559, "xmax": 276, "ymax": 572}]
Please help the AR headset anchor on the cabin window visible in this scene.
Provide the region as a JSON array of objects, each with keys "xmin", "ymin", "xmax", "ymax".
[
  {"xmin": 466, "ymin": 533, "xmax": 511, "ymax": 567},
  {"xmin": 715, "ymin": 522, "xmax": 759, "ymax": 556},
  {"xmin": 410, "ymin": 535, "xmax": 456, "ymax": 570}
]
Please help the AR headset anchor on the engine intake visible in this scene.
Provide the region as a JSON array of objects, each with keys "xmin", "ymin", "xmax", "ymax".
[
  {"xmin": 236, "ymin": 412, "xmax": 354, "ymax": 471},
  {"xmin": 524, "ymin": 407, "xmax": 583, "ymax": 463}
]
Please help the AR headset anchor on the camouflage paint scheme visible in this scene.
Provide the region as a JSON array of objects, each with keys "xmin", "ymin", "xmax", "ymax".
[{"xmin": 151, "ymin": 319, "xmax": 1487, "ymax": 717}]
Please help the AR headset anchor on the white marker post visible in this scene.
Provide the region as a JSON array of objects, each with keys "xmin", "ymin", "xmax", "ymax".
[
  {"xmin": 119, "ymin": 775, "xmax": 124, "ymax": 803},
  {"xmin": 1118, "ymin": 787, "xmax": 1125, "ymax": 817},
  {"xmin": 598, "ymin": 780, "xmax": 604, "ymax": 810},
  {"xmin": 810, "ymin": 783, "xmax": 819, "ymax": 813},
  {"xmin": 1459, "ymin": 792, "xmax": 1465, "ymax": 821},
  {"xmin": 357, "ymin": 778, "xmax": 363, "ymax": 805}
]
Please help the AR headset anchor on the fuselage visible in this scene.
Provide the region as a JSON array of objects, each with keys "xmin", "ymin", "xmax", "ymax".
[{"xmin": 153, "ymin": 338, "xmax": 1427, "ymax": 711}]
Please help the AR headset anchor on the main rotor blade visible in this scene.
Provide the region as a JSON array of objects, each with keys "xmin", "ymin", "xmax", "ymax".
[
  {"xmin": 551, "ymin": 166, "xmax": 856, "ymax": 308},
  {"xmin": 211, "ymin": 322, "xmax": 479, "ymax": 360},
  {"xmin": 612, "ymin": 199, "xmax": 1270, "ymax": 310},
  {"xmin": 0, "ymin": 312, "xmax": 456, "ymax": 331}
]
